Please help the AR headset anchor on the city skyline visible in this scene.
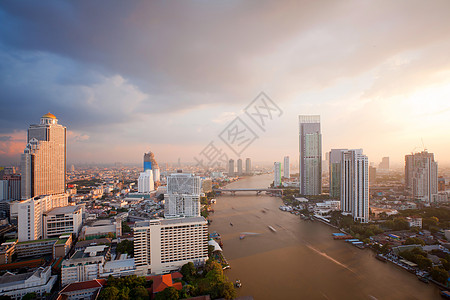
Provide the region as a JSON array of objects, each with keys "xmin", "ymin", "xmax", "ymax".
[{"xmin": 1, "ymin": 1, "xmax": 450, "ymax": 166}]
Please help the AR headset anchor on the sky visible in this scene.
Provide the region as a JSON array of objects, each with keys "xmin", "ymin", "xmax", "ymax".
[{"xmin": 1, "ymin": 1, "xmax": 450, "ymax": 167}]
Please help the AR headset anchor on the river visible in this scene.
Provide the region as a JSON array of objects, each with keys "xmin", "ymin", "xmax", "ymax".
[{"xmin": 208, "ymin": 174, "xmax": 441, "ymax": 299}]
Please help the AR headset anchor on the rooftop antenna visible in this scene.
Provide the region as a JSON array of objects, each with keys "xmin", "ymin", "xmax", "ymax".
[{"xmin": 421, "ymin": 138, "xmax": 427, "ymax": 152}]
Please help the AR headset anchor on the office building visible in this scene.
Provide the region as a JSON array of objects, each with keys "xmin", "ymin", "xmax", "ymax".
[
  {"xmin": 299, "ymin": 115, "xmax": 322, "ymax": 195},
  {"xmin": 405, "ymin": 151, "xmax": 438, "ymax": 203},
  {"xmin": 379, "ymin": 157, "xmax": 389, "ymax": 170},
  {"xmin": 228, "ymin": 159, "xmax": 235, "ymax": 177},
  {"xmin": 21, "ymin": 113, "xmax": 66, "ymax": 199},
  {"xmin": 165, "ymin": 173, "xmax": 201, "ymax": 218},
  {"xmin": 138, "ymin": 170, "xmax": 154, "ymax": 193},
  {"xmin": 283, "ymin": 156, "xmax": 290, "ymax": 178},
  {"xmin": 43, "ymin": 205, "xmax": 83, "ymax": 239},
  {"xmin": 237, "ymin": 159, "xmax": 243, "ymax": 176},
  {"xmin": 369, "ymin": 166, "xmax": 377, "ymax": 186},
  {"xmin": 14, "ymin": 194, "xmax": 68, "ymax": 242},
  {"xmin": 0, "ymin": 266, "xmax": 57, "ymax": 300},
  {"xmin": 341, "ymin": 149, "xmax": 369, "ymax": 223},
  {"xmin": 439, "ymin": 177, "xmax": 446, "ymax": 191},
  {"xmin": 0, "ymin": 175, "xmax": 20, "ymax": 201},
  {"xmin": 134, "ymin": 217, "xmax": 208, "ymax": 275},
  {"xmin": 329, "ymin": 149, "xmax": 347, "ymax": 199},
  {"xmin": 245, "ymin": 158, "xmax": 251, "ymax": 175},
  {"xmin": 274, "ymin": 162, "xmax": 281, "ymax": 187}
]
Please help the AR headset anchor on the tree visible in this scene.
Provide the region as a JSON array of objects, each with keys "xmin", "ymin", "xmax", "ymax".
[
  {"xmin": 98, "ymin": 286, "xmax": 120, "ymax": 300},
  {"xmin": 430, "ymin": 267, "xmax": 449, "ymax": 284},
  {"xmin": 181, "ymin": 262, "xmax": 197, "ymax": 282},
  {"xmin": 217, "ymin": 281, "xmax": 236, "ymax": 300},
  {"xmin": 154, "ymin": 287, "xmax": 179, "ymax": 300},
  {"xmin": 130, "ymin": 286, "xmax": 149, "ymax": 300},
  {"xmin": 404, "ymin": 237, "xmax": 425, "ymax": 246},
  {"xmin": 122, "ymin": 221, "xmax": 131, "ymax": 233},
  {"xmin": 117, "ymin": 240, "xmax": 134, "ymax": 257}
]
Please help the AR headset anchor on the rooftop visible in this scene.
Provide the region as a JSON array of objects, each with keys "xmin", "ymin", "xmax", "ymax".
[
  {"xmin": 60, "ymin": 279, "xmax": 106, "ymax": 294},
  {"xmin": 45, "ymin": 205, "xmax": 81, "ymax": 215}
]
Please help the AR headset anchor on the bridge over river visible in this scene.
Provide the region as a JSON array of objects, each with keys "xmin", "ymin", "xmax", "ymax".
[{"xmin": 213, "ymin": 188, "xmax": 283, "ymax": 195}]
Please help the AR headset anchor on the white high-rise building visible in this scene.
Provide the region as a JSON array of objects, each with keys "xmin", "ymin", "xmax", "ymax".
[
  {"xmin": 341, "ymin": 149, "xmax": 369, "ymax": 223},
  {"xmin": 153, "ymin": 167, "xmax": 161, "ymax": 182},
  {"xmin": 15, "ymin": 194, "xmax": 69, "ymax": 242},
  {"xmin": 245, "ymin": 158, "xmax": 251, "ymax": 175},
  {"xmin": 138, "ymin": 170, "xmax": 154, "ymax": 193},
  {"xmin": 274, "ymin": 162, "xmax": 281, "ymax": 187},
  {"xmin": 134, "ymin": 217, "xmax": 208, "ymax": 275},
  {"xmin": 283, "ymin": 156, "xmax": 290, "ymax": 178},
  {"xmin": 237, "ymin": 159, "xmax": 243, "ymax": 176},
  {"xmin": 299, "ymin": 115, "xmax": 322, "ymax": 195},
  {"xmin": 405, "ymin": 151, "xmax": 438, "ymax": 203},
  {"xmin": 228, "ymin": 159, "xmax": 235, "ymax": 177},
  {"xmin": 21, "ymin": 113, "xmax": 66, "ymax": 199},
  {"xmin": 165, "ymin": 173, "xmax": 201, "ymax": 218}
]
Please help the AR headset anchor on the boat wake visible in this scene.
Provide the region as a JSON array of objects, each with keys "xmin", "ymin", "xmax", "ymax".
[{"xmin": 305, "ymin": 244, "xmax": 356, "ymax": 275}]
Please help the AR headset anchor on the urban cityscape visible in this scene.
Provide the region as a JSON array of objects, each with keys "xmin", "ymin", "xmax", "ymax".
[{"xmin": 1, "ymin": 1, "xmax": 450, "ymax": 300}]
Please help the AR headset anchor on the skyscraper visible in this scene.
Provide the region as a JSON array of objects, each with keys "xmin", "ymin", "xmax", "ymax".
[
  {"xmin": 378, "ymin": 157, "xmax": 389, "ymax": 170},
  {"xmin": 245, "ymin": 158, "xmax": 251, "ymax": 175},
  {"xmin": 274, "ymin": 162, "xmax": 281, "ymax": 187},
  {"xmin": 144, "ymin": 152, "xmax": 152, "ymax": 171},
  {"xmin": 341, "ymin": 149, "xmax": 369, "ymax": 223},
  {"xmin": 283, "ymin": 156, "xmax": 290, "ymax": 178},
  {"xmin": 165, "ymin": 173, "xmax": 201, "ymax": 218},
  {"xmin": 329, "ymin": 149, "xmax": 347, "ymax": 199},
  {"xmin": 405, "ymin": 151, "xmax": 438, "ymax": 203},
  {"xmin": 299, "ymin": 115, "xmax": 322, "ymax": 195},
  {"xmin": 237, "ymin": 159, "xmax": 243, "ymax": 176},
  {"xmin": 228, "ymin": 159, "xmax": 235, "ymax": 177},
  {"xmin": 21, "ymin": 113, "xmax": 66, "ymax": 199},
  {"xmin": 138, "ymin": 170, "xmax": 154, "ymax": 193}
]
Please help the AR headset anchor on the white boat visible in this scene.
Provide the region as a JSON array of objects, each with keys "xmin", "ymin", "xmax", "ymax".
[{"xmin": 268, "ymin": 225, "xmax": 277, "ymax": 232}]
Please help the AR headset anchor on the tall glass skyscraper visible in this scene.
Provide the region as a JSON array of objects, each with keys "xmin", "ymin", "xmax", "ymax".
[{"xmin": 298, "ymin": 115, "xmax": 322, "ymax": 195}]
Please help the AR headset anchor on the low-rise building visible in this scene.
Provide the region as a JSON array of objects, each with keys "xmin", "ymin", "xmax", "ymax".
[
  {"xmin": 406, "ymin": 217, "xmax": 422, "ymax": 228},
  {"xmin": 0, "ymin": 266, "xmax": 57, "ymax": 300},
  {"xmin": 43, "ymin": 205, "xmax": 82, "ymax": 238},
  {"xmin": 61, "ymin": 245, "xmax": 110, "ymax": 286},
  {"xmin": 58, "ymin": 278, "xmax": 106, "ymax": 300},
  {"xmin": 100, "ymin": 255, "xmax": 136, "ymax": 278}
]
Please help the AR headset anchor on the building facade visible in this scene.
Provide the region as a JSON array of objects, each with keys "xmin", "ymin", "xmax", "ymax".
[
  {"xmin": 228, "ymin": 159, "xmax": 235, "ymax": 177},
  {"xmin": 134, "ymin": 217, "xmax": 208, "ymax": 275},
  {"xmin": 405, "ymin": 151, "xmax": 438, "ymax": 203},
  {"xmin": 138, "ymin": 170, "xmax": 155, "ymax": 193},
  {"xmin": 299, "ymin": 115, "xmax": 322, "ymax": 195},
  {"xmin": 283, "ymin": 156, "xmax": 290, "ymax": 178},
  {"xmin": 21, "ymin": 113, "xmax": 66, "ymax": 199},
  {"xmin": 237, "ymin": 159, "xmax": 243, "ymax": 176},
  {"xmin": 245, "ymin": 158, "xmax": 251, "ymax": 175},
  {"xmin": 341, "ymin": 149, "xmax": 369, "ymax": 223},
  {"xmin": 15, "ymin": 194, "xmax": 68, "ymax": 242},
  {"xmin": 274, "ymin": 162, "xmax": 281, "ymax": 187},
  {"xmin": 165, "ymin": 173, "xmax": 201, "ymax": 218},
  {"xmin": 43, "ymin": 205, "xmax": 82, "ymax": 239},
  {"xmin": 329, "ymin": 149, "xmax": 347, "ymax": 199}
]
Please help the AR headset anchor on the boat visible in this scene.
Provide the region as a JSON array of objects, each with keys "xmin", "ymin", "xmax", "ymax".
[
  {"xmin": 268, "ymin": 225, "xmax": 277, "ymax": 232},
  {"xmin": 235, "ymin": 279, "xmax": 242, "ymax": 288},
  {"xmin": 441, "ymin": 291, "xmax": 450, "ymax": 299},
  {"xmin": 375, "ymin": 254, "xmax": 387, "ymax": 262},
  {"xmin": 239, "ymin": 234, "xmax": 245, "ymax": 240},
  {"xmin": 418, "ymin": 276, "xmax": 429, "ymax": 284},
  {"xmin": 230, "ymin": 222, "xmax": 233, "ymax": 226}
]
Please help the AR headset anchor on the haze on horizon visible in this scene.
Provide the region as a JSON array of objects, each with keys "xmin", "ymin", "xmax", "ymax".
[{"xmin": 1, "ymin": 1, "xmax": 449, "ymax": 167}]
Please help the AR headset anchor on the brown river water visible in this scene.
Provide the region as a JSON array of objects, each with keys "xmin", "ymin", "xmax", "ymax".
[{"xmin": 208, "ymin": 174, "xmax": 441, "ymax": 300}]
